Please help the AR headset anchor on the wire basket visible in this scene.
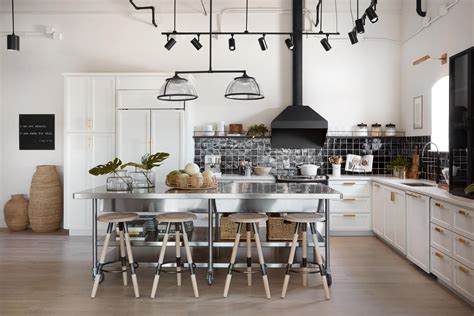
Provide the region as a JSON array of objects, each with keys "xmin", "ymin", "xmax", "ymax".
[{"xmin": 166, "ymin": 175, "xmax": 218, "ymax": 190}]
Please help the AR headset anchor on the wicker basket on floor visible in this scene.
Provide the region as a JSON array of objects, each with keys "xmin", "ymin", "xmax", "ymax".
[
  {"xmin": 220, "ymin": 214, "xmax": 257, "ymax": 240},
  {"xmin": 267, "ymin": 214, "xmax": 303, "ymax": 241}
]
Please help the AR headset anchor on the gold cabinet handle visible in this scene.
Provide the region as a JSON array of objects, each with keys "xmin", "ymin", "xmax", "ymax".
[
  {"xmin": 343, "ymin": 214, "xmax": 356, "ymax": 217},
  {"xmin": 390, "ymin": 192, "xmax": 396, "ymax": 202},
  {"xmin": 435, "ymin": 252, "xmax": 444, "ymax": 259},
  {"xmin": 407, "ymin": 192, "xmax": 422, "ymax": 198},
  {"xmin": 343, "ymin": 198, "xmax": 356, "ymax": 201},
  {"xmin": 342, "ymin": 182, "xmax": 356, "ymax": 186},
  {"xmin": 458, "ymin": 266, "xmax": 470, "ymax": 274},
  {"xmin": 458, "ymin": 237, "xmax": 470, "ymax": 246},
  {"xmin": 434, "ymin": 202, "xmax": 444, "ymax": 208},
  {"xmin": 458, "ymin": 209, "xmax": 469, "ymax": 216},
  {"xmin": 434, "ymin": 227, "xmax": 444, "ymax": 233}
]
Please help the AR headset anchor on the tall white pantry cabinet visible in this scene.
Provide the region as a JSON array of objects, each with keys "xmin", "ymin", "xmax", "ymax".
[{"xmin": 64, "ymin": 74, "xmax": 188, "ymax": 235}]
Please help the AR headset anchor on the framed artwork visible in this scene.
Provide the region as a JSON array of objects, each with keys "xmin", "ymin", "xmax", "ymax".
[
  {"xmin": 19, "ymin": 114, "xmax": 55, "ymax": 150},
  {"xmin": 413, "ymin": 96, "xmax": 423, "ymax": 129}
]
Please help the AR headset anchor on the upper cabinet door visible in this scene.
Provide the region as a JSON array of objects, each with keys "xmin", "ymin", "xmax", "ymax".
[
  {"xmin": 91, "ymin": 77, "xmax": 116, "ymax": 133},
  {"xmin": 117, "ymin": 110, "xmax": 151, "ymax": 164},
  {"xmin": 116, "ymin": 90, "xmax": 185, "ymax": 110},
  {"xmin": 65, "ymin": 77, "xmax": 90, "ymax": 132},
  {"xmin": 151, "ymin": 110, "xmax": 185, "ymax": 181}
]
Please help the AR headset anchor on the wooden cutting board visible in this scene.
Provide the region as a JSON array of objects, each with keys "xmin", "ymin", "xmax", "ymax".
[{"xmin": 408, "ymin": 145, "xmax": 420, "ymax": 179}]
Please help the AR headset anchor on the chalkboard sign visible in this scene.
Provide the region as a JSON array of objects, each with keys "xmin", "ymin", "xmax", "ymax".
[{"xmin": 19, "ymin": 114, "xmax": 55, "ymax": 150}]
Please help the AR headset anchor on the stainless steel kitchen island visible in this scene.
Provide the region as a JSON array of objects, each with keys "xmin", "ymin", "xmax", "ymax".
[{"xmin": 74, "ymin": 181, "xmax": 342, "ymax": 285}]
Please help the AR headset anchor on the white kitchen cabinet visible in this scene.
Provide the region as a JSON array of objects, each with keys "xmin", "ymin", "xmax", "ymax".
[
  {"xmin": 454, "ymin": 207, "xmax": 474, "ymax": 240},
  {"xmin": 372, "ymin": 183, "xmax": 384, "ymax": 236},
  {"xmin": 117, "ymin": 110, "xmax": 151, "ymax": 164},
  {"xmin": 64, "ymin": 133, "xmax": 114, "ymax": 234},
  {"xmin": 453, "ymin": 261, "xmax": 474, "ymax": 301},
  {"xmin": 453, "ymin": 233, "xmax": 474, "ymax": 269},
  {"xmin": 406, "ymin": 191, "xmax": 431, "ymax": 273},
  {"xmin": 430, "ymin": 247, "xmax": 453, "ymax": 285},
  {"xmin": 116, "ymin": 90, "xmax": 185, "ymax": 110},
  {"xmin": 64, "ymin": 76, "xmax": 115, "ymax": 133}
]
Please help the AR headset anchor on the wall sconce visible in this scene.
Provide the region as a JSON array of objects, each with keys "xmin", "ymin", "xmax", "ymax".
[{"xmin": 413, "ymin": 53, "xmax": 448, "ymax": 66}]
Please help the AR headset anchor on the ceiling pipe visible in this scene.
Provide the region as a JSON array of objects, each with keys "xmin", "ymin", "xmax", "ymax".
[{"xmin": 416, "ymin": 0, "xmax": 426, "ymax": 17}]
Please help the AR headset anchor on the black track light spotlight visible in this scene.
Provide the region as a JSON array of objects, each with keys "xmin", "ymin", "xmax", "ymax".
[
  {"xmin": 285, "ymin": 36, "xmax": 294, "ymax": 51},
  {"xmin": 320, "ymin": 35, "xmax": 332, "ymax": 52},
  {"xmin": 191, "ymin": 35, "xmax": 202, "ymax": 50},
  {"xmin": 355, "ymin": 18, "xmax": 365, "ymax": 34},
  {"xmin": 365, "ymin": 5, "xmax": 379, "ymax": 23},
  {"xmin": 7, "ymin": 34, "xmax": 19, "ymax": 51},
  {"xmin": 349, "ymin": 29, "xmax": 358, "ymax": 45},
  {"xmin": 164, "ymin": 35, "xmax": 177, "ymax": 50},
  {"xmin": 229, "ymin": 34, "xmax": 236, "ymax": 51},
  {"xmin": 258, "ymin": 34, "xmax": 268, "ymax": 51}
]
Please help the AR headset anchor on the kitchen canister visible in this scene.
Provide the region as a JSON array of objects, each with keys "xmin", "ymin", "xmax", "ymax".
[
  {"xmin": 385, "ymin": 123, "xmax": 397, "ymax": 136},
  {"xmin": 4, "ymin": 194, "xmax": 29, "ymax": 231},
  {"xmin": 370, "ymin": 123, "xmax": 382, "ymax": 137},
  {"xmin": 355, "ymin": 123, "xmax": 368, "ymax": 136},
  {"xmin": 28, "ymin": 165, "xmax": 63, "ymax": 232},
  {"xmin": 332, "ymin": 164, "xmax": 341, "ymax": 177}
]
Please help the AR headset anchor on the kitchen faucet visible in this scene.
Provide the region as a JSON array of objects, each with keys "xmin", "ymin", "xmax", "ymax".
[{"xmin": 421, "ymin": 142, "xmax": 441, "ymax": 184}]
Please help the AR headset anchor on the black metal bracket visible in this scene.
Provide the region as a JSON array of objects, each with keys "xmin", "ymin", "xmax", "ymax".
[
  {"xmin": 129, "ymin": 0, "xmax": 158, "ymax": 27},
  {"xmin": 416, "ymin": 0, "xmax": 427, "ymax": 17}
]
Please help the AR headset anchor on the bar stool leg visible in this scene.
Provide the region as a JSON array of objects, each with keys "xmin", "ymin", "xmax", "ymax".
[
  {"xmin": 281, "ymin": 223, "xmax": 300, "ymax": 298},
  {"xmin": 124, "ymin": 223, "xmax": 140, "ymax": 298},
  {"xmin": 150, "ymin": 223, "xmax": 171, "ymax": 298},
  {"xmin": 181, "ymin": 222, "xmax": 199, "ymax": 298},
  {"xmin": 118, "ymin": 223, "xmax": 128, "ymax": 286},
  {"xmin": 302, "ymin": 223, "xmax": 308, "ymax": 287},
  {"xmin": 223, "ymin": 223, "xmax": 242, "ymax": 298},
  {"xmin": 175, "ymin": 223, "xmax": 182, "ymax": 286},
  {"xmin": 246, "ymin": 223, "xmax": 252, "ymax": 286},
  {"xmin": 91, "ymin": 222, "xmax": 113, "ymax": 298},
  {"xmin": 310, "ymin": 223, "xmax": 330, "ymax": 300},
  {"xmin": 252, "ymin": 223, "xmax": 271, "ymax": 299}
]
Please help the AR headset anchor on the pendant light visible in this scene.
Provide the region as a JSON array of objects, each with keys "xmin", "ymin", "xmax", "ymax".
[
  {"xmin": 157, "ymin": 74, "xmax": 198, "ymax": 101},
  {"xmin": 7, "ymin": 0, "xmax": 20, "ymax": 51},
  {"xmin": 225, "ymin": 73, "xmax": 264, "ymax": 100}
]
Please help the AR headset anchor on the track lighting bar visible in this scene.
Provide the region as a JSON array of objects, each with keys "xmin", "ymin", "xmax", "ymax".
[{"xmin": 161, "ymin": 31, "xmax": 340, "ymax": 36}]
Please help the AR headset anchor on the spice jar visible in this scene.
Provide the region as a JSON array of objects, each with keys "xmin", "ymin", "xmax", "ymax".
[
  {"xmin": 370, "ymin": 123, "xmax": 382, "ymax": 137},
  {"xmin": 385, "ymin": 123, "xmax": 397, "ymax": 136},
  {"xmin": 355, "ymin": 123, "xmax": 368, "ymax": 136}
]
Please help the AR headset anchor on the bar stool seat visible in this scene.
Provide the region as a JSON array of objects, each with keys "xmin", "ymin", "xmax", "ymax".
[
  {"xmin": 228, "ymin": 213, "xmax": 268, "ymax": 224},
  {"xmin": 157, "ymin": 212, "xmax": 197, "ymax": 223},
  {"xmin": 91, "ymin": 212, "xmax": 140, "ymax": 299},
  {"xmin": 97, "ymin": 212, "xmax": 139, "ymax": 223},
  {"xmin": 223, "ymin": 213, "xmax": 271, "ymax": 299},
  {"xmin": 151, "ymin": 212, "xmax": 199, "ymax": 299},
  {"xmin": 281, "ymin": 213, "xmax": 330, "ymax": 300}
]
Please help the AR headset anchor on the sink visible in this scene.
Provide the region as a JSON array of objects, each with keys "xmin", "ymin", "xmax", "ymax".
[{"xmin": 401, "ymin": 182, "xmax": 435, "ymax": 187}]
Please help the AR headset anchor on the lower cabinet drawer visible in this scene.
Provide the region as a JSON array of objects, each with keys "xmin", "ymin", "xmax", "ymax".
[
  {"xmin": 454, "ymin": 208, "xmax": 474, "ymax": 240},
  {"xmin": 430, "ymin": 247, "xmax": 453, "ymax": 285},
  {"xmin": 329, "ymin": 181, "xmax": 370, "ymax": 196},
  {"xmin": 330, "ymin": 213, "xmax": 371, "ymax": 231},
  {"xmin": 453, "ymin": 261, "xmax": 474, "ymax": 301},
  {"xmin": 331, "ymin": 197, "xmax": 370, "ymax": 212},
  {"xmin": 453, "ymin": 233, "xmax": 474, "ymax": 269},
  {"xmin": 430, "ymin": 223, "xmax": 453, "ymax": 256}
]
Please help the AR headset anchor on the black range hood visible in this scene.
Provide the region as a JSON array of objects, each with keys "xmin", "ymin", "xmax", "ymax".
[{"xmin": 271, "ymin": 0, "xmax": 328, "ymax": 149}]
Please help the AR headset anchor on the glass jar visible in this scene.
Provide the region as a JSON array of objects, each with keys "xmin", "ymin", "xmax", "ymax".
[
  {"xmin": 370, "ymin": 123, "xmax": 382, "ymax": 137},
  {"xmin": 355, "ymin": 123, "xmax": 368, "ymax": 136},
  {"xmin": 106, "ymin": 170, "xmax": 132, "ymax": 191},
  {"xmin": 130, "ymin": 170, "xmax": 156, "ymax": 189},
  {"xmin": 385, "ymin": 123, "xmax": 397, "ymax": 136}
]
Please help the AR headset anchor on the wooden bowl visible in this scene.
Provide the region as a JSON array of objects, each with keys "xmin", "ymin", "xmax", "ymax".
[{"xmin": 254, "ymin": 166, "xmax": 272, "ymax": 176}]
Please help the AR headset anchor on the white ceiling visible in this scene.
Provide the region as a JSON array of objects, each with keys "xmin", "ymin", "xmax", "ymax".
[{"xmin": 0, "ymin": 0, "xmax": 401, "ymax": 14}]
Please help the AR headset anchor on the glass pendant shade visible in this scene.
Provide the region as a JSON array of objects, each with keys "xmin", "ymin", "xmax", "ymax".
[
  {"xmin": 225, "ymin": 74, "xmax": 264, "ymax": 100},
  {"xmin": 157, "ymin": 75, "xmax": 198, "ymax": 101}
]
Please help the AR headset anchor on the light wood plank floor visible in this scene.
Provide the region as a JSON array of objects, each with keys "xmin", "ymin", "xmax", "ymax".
[{"xmin": 0, "ymin": 229, "xmax": 472, "ymax": 316}]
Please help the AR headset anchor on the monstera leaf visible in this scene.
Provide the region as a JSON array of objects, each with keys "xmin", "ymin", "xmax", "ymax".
[
  {"xmin": 121, "ymin": 152, "xmax": 170, "ymax": 171},
  {"xmin": 89, "ymin": 158, "xmax": 123, "ymax": 176},
  {"xmin": 465, "ymin": 184, "xmax": 474, "ymax": 195}
]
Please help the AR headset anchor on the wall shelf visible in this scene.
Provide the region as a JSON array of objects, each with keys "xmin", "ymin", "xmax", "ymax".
[{"xmin": 194, "ymin": 131, "xmax": 406, "ymax": 139}]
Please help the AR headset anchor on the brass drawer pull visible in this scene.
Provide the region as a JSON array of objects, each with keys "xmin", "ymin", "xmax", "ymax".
[
  {"xmin": 434, "ymin": 202, "xmax": 444, "ymax": 208},
  {"xmin": 458, "ymin": 266, "xmax": 470, "ymax": 274},
  {"xmin": 343, "ymin": 198, "xmax": 356, "ymax": 201},
  {"xmin": 458, "ymin": 209, "xmax": 469, "ymax": 216},
  {"xmin": 458, "ymin": 238, "xmax": 470, "ymax": 246},
  {"xmin": 407, "ymin": 192, "xmax": 422, "ymax": 198},
  {"xmin": 343, "ymin": 214, "xmax": 356, "ymax": 217},
  {"xmin": 342, "ymin": 182, "xmax": 356, "ymax": 186},
  {"xmin": 390, "ymin": 192, "xmax": 396, "ymax": 202},
  {"xmin": 434, "ymin": 227, "xmax": 444, "ymax": 233},
  {"xmin": 435, "ymin": 252, "xmax": 444, "ymax": 259}
]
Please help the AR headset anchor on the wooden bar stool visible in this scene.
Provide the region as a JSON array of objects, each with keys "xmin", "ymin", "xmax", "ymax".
[
  {"xmin": 150, "ymin": 212, "xmax": 199, "ymax": 299},
  {"xmin": 91, "ymin": 212, "xmax": 140, "ymax": 298},
  {"xmin": 223, "ymin": 213, "xmax": 271, "ymax": 299},
  {"xmin": 281, "ymin": 213, "xmax": 330, "ymax": 300}
]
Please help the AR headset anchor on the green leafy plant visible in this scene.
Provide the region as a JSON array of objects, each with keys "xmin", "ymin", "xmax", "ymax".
[
  {"xmin": 89, "ymin": 158, "xmax": 123, "ymax": 176},
  {"xmin": 465, "ymin": 184, "xmax": 474, "ymax": 195},
  {"xmin": 121, "ymin": 152, "xmax": 170, "ymax": 186},
  {"xmin": 247, "ymin": 124, "xmax": 269, "ymax": 137},
  {"xmin": 385, "ymin": 156, "xmax": 411, "ymax": 173}
]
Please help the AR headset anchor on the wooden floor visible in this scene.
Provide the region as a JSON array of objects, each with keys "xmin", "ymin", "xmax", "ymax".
[{"xmin": 0, "ymin": 229, "xmax": 472, "ymax": 316}]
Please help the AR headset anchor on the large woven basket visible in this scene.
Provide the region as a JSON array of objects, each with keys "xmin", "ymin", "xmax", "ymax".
[
  {"xmin": 28, "ymin": 165, "xmax": 63, "ymax": 232},
  {"xmin": 4, "ymin": 194, "xmax": 29, "ymax": 231},
  {"xmin": 266, "ymin": 215, "xmax": 303, "ymax": 241},
  {"xmin": 219, "ymin": 214, "xmax": 257, "ymax": 240}
]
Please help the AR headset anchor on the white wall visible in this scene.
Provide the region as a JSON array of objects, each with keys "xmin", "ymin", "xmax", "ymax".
[
  {"xmin": 400, "ymin": 0, "xmax": 473, "ymax": 137},
  {"xmin": 0, "ymin": 7, "xmax": 401, "ymax": 226}
]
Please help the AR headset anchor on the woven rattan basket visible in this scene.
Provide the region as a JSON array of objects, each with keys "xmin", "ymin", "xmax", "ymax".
[
  {"xmin": 4, "ymin": 194, "xmax": 29, "ymax": 231},
  {"xmin": 266, "ymin": 214, "xmax": 303, "ymax": 241},
  {"xmin": 219, "ymin": 214, "xmax": 257, "ymax": 240}
]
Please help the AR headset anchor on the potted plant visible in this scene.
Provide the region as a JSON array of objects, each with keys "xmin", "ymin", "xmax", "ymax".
[
  {"xmin": 89, "ymin": 158, "xmax": 132, "ymax": 191},
  {"xmin": 465, "ymin": 184, "xmax": 474, "ymax": 196},
  {"xmin": 385, "ymin": 156, "xmax": 411, "ymax": 178},
  {"xmin": 121, "ymin": 152, "xmax": 169, "ymax": 188},
  {"xmin": 247, "ymin": 124, "xmax": 269, "ymax": 137}
]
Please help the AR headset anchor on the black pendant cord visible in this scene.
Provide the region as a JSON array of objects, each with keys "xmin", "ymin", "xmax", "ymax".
[
  {"xmin": 245, "ymin": 0, "xmax": 249, "ymax": 33},
  {"xmin": 319, "ymin": 0, "xmax": 323, "ymax": 33},
  {"xmin": 356, "ymin": 0, "xmax": 359, "ymax": 19},
  {"xmin": 174, "ymin": 0, "xmax": 177, "ymax": 32},
  {"xmin": 209, "ymin": 0, "xmax": 212, "ymax": 71},
  {"xmin": 11, "ymin": 0, "xmax": 15, "ymax": 34}
]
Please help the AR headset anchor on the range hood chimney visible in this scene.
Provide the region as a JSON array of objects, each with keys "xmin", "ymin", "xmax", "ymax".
[{"xmin": 271, "ymin": 0, "xmax": 328, "ymax": 148}]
